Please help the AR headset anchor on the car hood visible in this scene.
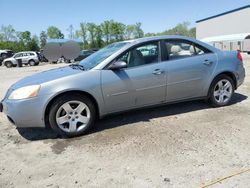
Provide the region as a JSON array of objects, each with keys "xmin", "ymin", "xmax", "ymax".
[
  {"xmin": 3, "ymin": 57, "xmax": 14, "ymax": 62},
  {"xmin": 11, "ymin": 66, "xmax": 84, "ymax": 89}
]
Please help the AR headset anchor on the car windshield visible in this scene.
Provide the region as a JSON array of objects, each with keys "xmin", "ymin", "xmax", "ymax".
[{"xmin": 79, "ymin": 42, "xmax": 129, "ymax": 69}]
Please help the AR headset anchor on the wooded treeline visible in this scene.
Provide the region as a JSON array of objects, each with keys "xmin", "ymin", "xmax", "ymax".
[{"xmin": 0, "ymin": 21, "xmax": 195, "ymax": 52}]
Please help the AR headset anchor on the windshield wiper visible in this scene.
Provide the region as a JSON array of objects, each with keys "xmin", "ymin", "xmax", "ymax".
[{"xmin": 69, "ymin": 64, "xmax": 85, "ymax": 71}]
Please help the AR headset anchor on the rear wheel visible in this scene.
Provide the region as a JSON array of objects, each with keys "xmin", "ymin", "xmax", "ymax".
[
  {"xmin": 208, "ymin": 75, "xmax": 234, "ymax": 107},
  {"xmin": 5, "ymin": 61, "xmax": 13, "ymax": 68},
  {"xmin": 48, "ymin": 94, "xmax": 96, "ymax": 137}
]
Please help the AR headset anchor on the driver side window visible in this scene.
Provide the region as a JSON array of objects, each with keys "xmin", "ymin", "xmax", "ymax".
[{"xmin": 117, "ymin": 42, "xmax": 160, "ymax": 68}]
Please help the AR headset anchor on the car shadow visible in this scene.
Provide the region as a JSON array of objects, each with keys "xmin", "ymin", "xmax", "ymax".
[{"xmin": 17, "ymin": 93, "xmax": 248, "ymax": 141}]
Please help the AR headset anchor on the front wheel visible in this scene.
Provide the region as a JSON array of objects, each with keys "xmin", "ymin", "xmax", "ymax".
[
  {"xmin": 48, "ymin": 94, "xmax": 96, "ymax": 137},
  {"xmin": 208, "ymin": 75, "xmax": 235, "ymax": 107},
  {"xmin": 5, "ymin": 61, "xmax": 13, "ymax": 68}
]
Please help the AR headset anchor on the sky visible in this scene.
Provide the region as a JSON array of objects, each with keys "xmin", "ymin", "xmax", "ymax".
[{"xmin": 0, "ymin": 0, "xmax": 250, "ymax": 37}]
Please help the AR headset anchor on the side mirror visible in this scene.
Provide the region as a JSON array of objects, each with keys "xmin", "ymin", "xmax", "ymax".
[{"xmin": 109, "ymin": 61, "xmax": 127, "ymax": 70}]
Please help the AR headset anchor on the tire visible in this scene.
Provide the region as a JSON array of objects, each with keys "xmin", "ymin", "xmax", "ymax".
[
  {"xmin": 208, "ymin": 75, "xmax": 235, "ymax": 107},
  {"xmin": 34, "ymin": 62, "xmax": 39, "ymax": 66},
  {"xmin": 48, "ymin": 93, "xmax": 96, "ymax": 137},
  {"xmin": 29, "ymin": 60, "xmax": 36, "ymax": 66},
  {"xmin": 1, "ymin": 53, "xmax": 7, "ymax": 59},
  {"xmin": 5, "ymin": 61, "xmax": 13, "ymax": 68}
]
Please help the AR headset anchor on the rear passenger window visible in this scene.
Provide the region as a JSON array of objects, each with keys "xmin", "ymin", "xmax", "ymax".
[{"xmin": 164, "ymin": 40, "xmax": 208, "ymax": 60}]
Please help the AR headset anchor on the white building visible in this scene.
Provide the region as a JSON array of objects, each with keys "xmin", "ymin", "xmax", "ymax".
[{"xmin": 196, "ymin": 5, "xmax": 250, "ymax": 53}]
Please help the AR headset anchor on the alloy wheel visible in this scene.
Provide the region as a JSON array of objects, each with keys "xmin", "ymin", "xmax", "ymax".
[
  {"xmin": 213, "ymin": 79, "xmax": 233, "ymax": 104},
  {"xmin": 56, "ymin": 100, "xmax": 90, "ymax": 133}
]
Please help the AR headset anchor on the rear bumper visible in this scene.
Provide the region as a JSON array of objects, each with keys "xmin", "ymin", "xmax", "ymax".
[{"xmin": 236, "ymin": 66, "xmax": 245, "ymax": 88}]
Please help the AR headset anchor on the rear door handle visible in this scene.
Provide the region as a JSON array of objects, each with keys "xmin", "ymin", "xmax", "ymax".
[
  {"xmin": 152, "ymin": 69, "xmax": 164, "ymax": 75},
  {"xmin": 203, "ymin": 60, "xmax": 213, "ymax": 66}
]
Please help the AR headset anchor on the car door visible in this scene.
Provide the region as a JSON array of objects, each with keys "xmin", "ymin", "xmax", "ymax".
[
  {"xmin": 164, "ymin": 39, "xmax": 217, "ymax": 102},
  {"xmin": 22, "ymin": 53, "xmax": 29, "ymax": 64},
  {"xmin": 14, "ymin": 53, "xmax": 23, "ymax": 64},
  {"xmin": 101, "ymin": 41, "xmax": 167, "ymax": 113}
]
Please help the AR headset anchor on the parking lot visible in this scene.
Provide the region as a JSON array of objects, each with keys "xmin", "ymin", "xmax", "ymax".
[{"xmin": 0, "ymin": 55, "xmax": 249, "ymax": 188}]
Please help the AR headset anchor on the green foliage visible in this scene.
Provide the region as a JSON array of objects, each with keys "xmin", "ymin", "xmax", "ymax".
[
  {"xmin": 76, "ymin": 22, "xmax": 88, "ymax": 49},
  {"xmin": 101, "ymin": 21, "xmax": 111, "ymax": 44},
  {"xmin": 0, "ymin": 21, "xmax": 196, "ymax": 52},
  {"xmin": 28, "ymin": 35, "xmax": 40, "ymax": 51},
  {"xmin": 18, "ymin": 31, "xmax": 31, "ymax": 44},
  {"xmin": 40, "ymin": 31, "xmax": 47, "ymax": 48},
  {"xmin": 0, "ymin": 25, "xmax": 17, "ymax": 41},
  {"xmin": 75, "ymin": 20, "xmax": 144, "ymax": 49},
  {"xmin": 86, "ymin": 23, "xmax": 97, "ymax": 48},
  {"xmin": 145, "ymin": 22, "xmax": 196, "ymax": 38},
  {"xmin": 47, "ymin": 26, "xmax": 64, "ymax": 39},
  {"xmin": 134, "ymin": 22, "xmax": 144, "ymax": 38}
]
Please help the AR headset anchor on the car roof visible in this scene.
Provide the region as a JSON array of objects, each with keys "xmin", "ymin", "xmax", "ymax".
[
  {"xmin": 0, "ymin": 49, "xmax": 13, "ymax": 52},
  {"xmin": 129, "ymin": 35, "xmax": 196, "ymax": 43},
  {"xmin": 126, "ymin": 35, "xmax": 219, "ymax": 52},
  {"xmin": 18, "ymin": 51, "xmax": 36, "ymax": 53}
]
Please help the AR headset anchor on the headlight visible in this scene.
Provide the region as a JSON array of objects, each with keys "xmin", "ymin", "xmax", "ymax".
[{"xmin": 8, "ymin": 85, "xmax": 41, "ymax": 100}]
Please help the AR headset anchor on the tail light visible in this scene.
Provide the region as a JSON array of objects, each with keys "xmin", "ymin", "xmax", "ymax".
[{"xmin": 237, "ymin": 51, "xmax": 243, "ymax": 62}]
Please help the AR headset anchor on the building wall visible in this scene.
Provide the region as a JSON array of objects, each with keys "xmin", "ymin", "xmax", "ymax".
[{"xmin": 196, "ymin": 7, "xmax": 250, "ymax": 39}]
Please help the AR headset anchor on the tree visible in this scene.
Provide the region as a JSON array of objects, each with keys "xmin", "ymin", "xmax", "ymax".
[
  {"xmin": 76, "ymin": 22, "xmax": 88, "ymax": 49},
  {"xmin": 86, "ymin": 23, "xmax": 97, "ymax": 48},
  {"xmin": 189, "ymin": 27, "xmax": 196, "ymax": 38},
  {"xmin": 18, "ymin": 31, "xmax": 31, "ymax": 44},
  {"xmin": 144, "ymin": 33, "xmax": 156, "ymax": 37},
  {"xmin": 109, "ymin": 20, "xmax": 126, "ymax": 42},
  {"xmin": 67, "ymin": 24, "xmax": 74, "ymax": 39},
  {"xmin": 0, "ymin": 25, "xmax": 17, "ymax": 41},
  {"xmin": 101, "ymin": 21, "xmax": 110, "ymax": 44},
  {"xmin": 125, "ymin": 25, "xmax": 135, "ymax": 39},
  {"xmin": 134, "ymin": 22, "xmax": 144, "ymax": 38},
  {"xmin": 27, "ymin": 35, "xmax": 40, "ymax": 51},
  {"xmin": 162, "ymin": 22, "xmax": 190, "ymax": 36},
  {"xmin": 95, "ymin": 25, "xmax": 103, "ymax": 48},
  {"xmin": 47, "ymin": 26, "xmax": 64, "ymax": 39},
  {"xmin": 40, "ymin": 31, "xmax": 47, "ymax": 48}
]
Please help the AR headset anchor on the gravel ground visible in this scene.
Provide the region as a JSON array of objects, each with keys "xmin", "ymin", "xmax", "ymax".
[{"xmin": 0, "ymin": 57, "xmax": 249, "ymax": 188}]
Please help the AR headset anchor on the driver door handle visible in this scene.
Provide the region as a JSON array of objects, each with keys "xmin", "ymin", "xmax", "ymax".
[
  {"xmin": 152, "ymin": 69, "xmax": 164, "ymax": 75},
  {"xmin": 203, "ymin": 59, "xmax": 213, "ymax": 66}
]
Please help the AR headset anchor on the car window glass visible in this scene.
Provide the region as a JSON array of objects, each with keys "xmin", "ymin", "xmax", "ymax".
[
  {"xmin": 79, "ymin": 41, "xmax": 130, "ymax": 69},
  {"xmin": 117, "ymin": 42, "xmax": 160, "ymax": 68},
  {"xmin": 165, "ymin": 40, "xmax": 209, "ymax": 60},
  {"xmin": 165, "ymin": 41, "xmax": 196, "ymax": 60},
  {"xmin": 194, "ymin": 46, "xmax": 205, "ymax": 55},
  {"xmin": 14, "ymin": 53, "xmax": 22, "ymax": 58}
]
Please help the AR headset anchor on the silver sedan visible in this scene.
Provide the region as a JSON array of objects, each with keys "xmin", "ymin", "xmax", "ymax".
[{"xmin": 0, "ymin": 36, "xmax": 245, "ymax": 137}]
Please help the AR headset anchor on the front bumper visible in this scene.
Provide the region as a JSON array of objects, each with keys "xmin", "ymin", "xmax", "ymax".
[{"xmin": 0, "ymin": 96, "xmax": 47, "ymax": 128}]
